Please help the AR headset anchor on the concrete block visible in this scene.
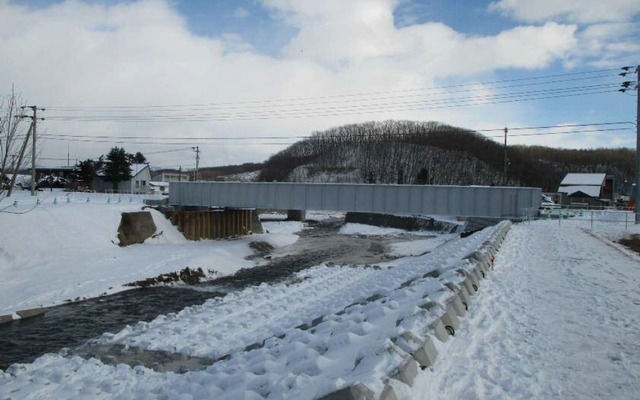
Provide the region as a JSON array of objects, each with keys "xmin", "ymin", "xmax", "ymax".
[
  {"xmin": 379, "ymin": 385, "xmax": 399, "ymax": 400},
  {"xmin": 389, "ymin": 357, "xmax": 419, "ymax": 386},
  {"xmin": 16, "ymin": 308, "xmax": 45, "ymax": 319},
  {"xmin": 318, "ymin": 383, "xmax": 375, "ymax": 400},
  {"xmin": 458, "ymin": 284, "xmax": 472, "ymax": 310},
  {"xmin": 458, "ymin": 269, "xmax": 479, "ymax": 292},
  {"xmin": 440, "ymin": 308, "xmax": 459, "ymax": 336},
  {"xmin": 473, "ymin": 264, "xmax": 486, "ymax": 280},
  {"xmin": 457, "ymin": 276, "xmax": 476, "ymax": 297},
  {"xmin": 444, "ymin": 282, "xmax": 469, "ymax": 310},
  {"xmin": 0, "ymin": 314, "xmax": 14, "ymax": 324},
  {"xmin": 430, "ymin": 318, "xmax": 450, "ymax": 343},
  {"xmin": 466, "ymin": 250, "xmax": 490, "ymax": 267},
  {"xmin": 413, "ymin": 335, "xmax": 438, "ymax": 368},
  {"xmin": 418, "ymin": 301, "xmax": 442, "ymax": 317},
  {"xmin": 446, "ymin": 293, "xmax": 466, "ymax": 318},
  {"xmin": 397, "ymin": 332, "xmax": 438, "ymax": 368}
]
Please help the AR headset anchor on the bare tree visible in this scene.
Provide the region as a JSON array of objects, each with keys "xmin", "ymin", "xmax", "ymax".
[{"xmin": 0, "ymin": 87, "xmax": 30, "ymax": 198}]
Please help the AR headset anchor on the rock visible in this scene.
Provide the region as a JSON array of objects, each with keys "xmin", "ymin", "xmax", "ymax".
[{"xmin": 117, "ymin": 211, "xmax": 157, "ymax": 247}]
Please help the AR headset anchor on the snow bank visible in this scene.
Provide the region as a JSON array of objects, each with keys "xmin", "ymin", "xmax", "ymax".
[{"xmin": 0, "ymin": 192, "xmax": 297, "ymax": 316}]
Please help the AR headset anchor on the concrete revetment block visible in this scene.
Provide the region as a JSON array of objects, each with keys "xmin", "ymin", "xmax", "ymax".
[
  {"xmin": 444, "ymin": 282, "xmax": 470, "ymax": 310},
  {"xmin": 16, "ymin": 308, "xmax": 45, "ymax": 319},
  {"xmin": 0, "ymin": 314, "xmax": 14, "ymax": 324},
  {"xmin": 318, "ymin": 383, "xmax": 375, "ymax": 400},
  {"xmin": 379, "ymin": 385, "xmax": 399, "ymax": 400},
  {"xmin": 398, "ymin": 332, "xmax": 438, "ymax": 368},
  {"xmin": 430, "ymin": 318, "xmax": 450, "ymax": 342},
  {"xmin": 440, "ymin": 307, "xmax": 460, "ymax": 335},
  {"xmin": 389, "ymin": 357, "xmax": 419, "ymax": 386},
  {"xmin": 449, "ymin": 293, "xmax": 467, "ymax": 317}
]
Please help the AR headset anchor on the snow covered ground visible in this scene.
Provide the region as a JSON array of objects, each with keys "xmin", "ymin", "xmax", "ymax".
[
  {"xmin": 1, "ymin": 192, "xmax": 640, "ymax": 399},
  {"xmin": 0, "ymin": 191, "xmax": 299, "ymax": 316}
]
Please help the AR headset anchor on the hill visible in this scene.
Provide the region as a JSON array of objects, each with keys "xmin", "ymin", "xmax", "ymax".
[{"xmin": 254, "ymin": 121, "xmax": 634, "ymax": 193}]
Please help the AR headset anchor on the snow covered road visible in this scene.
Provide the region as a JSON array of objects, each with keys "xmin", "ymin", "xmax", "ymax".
[{"xmin": 412, "ymin": 221, "xmax": 640, "ymax": 400}]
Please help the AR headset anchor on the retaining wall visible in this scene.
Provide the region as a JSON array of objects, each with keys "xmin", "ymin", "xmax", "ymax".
[{"xmin": 165, "ymin": 208, "xmax": 256, "ymax": 240}]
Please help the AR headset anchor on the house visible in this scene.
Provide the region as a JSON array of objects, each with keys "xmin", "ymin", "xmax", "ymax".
[
  {"xmin": 557, "ymin": 173, "xmax": 613, "ymax": 207},
  {"xmin": 92, "ymin": 163, "xmax": 152, "ymax": 194},
  {"xmin": 152, "ymin": 171, "xmax": 190, "ymax": 182},
  {"xmin": 149, "ymin": 181, "xmax": 169, "ymax": 195}
]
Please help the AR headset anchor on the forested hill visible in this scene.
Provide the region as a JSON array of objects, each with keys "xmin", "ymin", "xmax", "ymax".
[{"xmin": 256, "ymin": 120, "xmax": 634, "ymax": 193}]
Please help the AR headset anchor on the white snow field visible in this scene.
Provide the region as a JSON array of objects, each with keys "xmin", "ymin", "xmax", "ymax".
[
  {"xmin": 1, "ymin": 191, "xmax": 640, "ymax": 399},
  {"xmin": 0, "ymin": 191, "xmax": 298, "ymax": 316}
]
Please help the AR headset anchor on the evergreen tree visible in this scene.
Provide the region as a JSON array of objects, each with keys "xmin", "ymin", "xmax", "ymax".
[
  {"xmin": 104, "ymin": 147, "xmax": 131, "ymax": 191},
  {"xmin": 415, "ymin": 168, "xmax": 429, "ymax": 185},
  {"xmin": 72, "ymin": 157, "xmax": 103, "ymax": 187},
  {"xmin": 128, "ymin": 151, "xmax": 147, "ymax": 164}
]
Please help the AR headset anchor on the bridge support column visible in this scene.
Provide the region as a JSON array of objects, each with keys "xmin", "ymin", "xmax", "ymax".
[{"xmin": 287, "ymin": 209, "xmax": 306, "ymax": 221}]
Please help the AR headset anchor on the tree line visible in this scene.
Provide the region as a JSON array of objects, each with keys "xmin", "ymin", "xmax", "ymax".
[
  {"xmin": 72, "ymin": 147, "xmax": 147, "ymax": 191},
  {"xmin": 257, "ymin": 120, "xmax": 635, "ymax": 193}
]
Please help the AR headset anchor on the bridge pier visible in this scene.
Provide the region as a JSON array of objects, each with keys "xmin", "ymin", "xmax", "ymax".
[{"xmin": 287, "ymin": 209, "xmax": 306, "ymax": 221}]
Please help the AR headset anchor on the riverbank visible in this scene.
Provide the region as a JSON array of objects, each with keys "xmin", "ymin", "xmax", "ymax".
[{"xmin": 0, "ymin": 191, "xmax": 299, "ymax": 317}]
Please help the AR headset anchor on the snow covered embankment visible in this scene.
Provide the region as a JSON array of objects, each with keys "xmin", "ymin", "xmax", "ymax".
[
  {"xmin": 315, "ymin": 220, "xmax": 510, "ymax": 399},
  {"xmin": 0, "ymin": 221, "xmax": 511, "ymax": 400}
]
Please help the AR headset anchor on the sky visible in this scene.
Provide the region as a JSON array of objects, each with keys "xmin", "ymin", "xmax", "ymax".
[{"xmin": 0, "ymin": 0, "xmax": 639, "ymax": 170}]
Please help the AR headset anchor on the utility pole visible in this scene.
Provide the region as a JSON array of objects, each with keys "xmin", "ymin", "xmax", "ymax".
[
  {"xmin": 620, "ymin": 66, "xmax": 640, "ymax": 223},
  {"xmin": 503, "ymin": 126, "xmax": 508, "ymax": 185},
  {"xmin": 636, "ymin": 66, "xmax": 640, "ymax": 223},
  {"xmin": 192, "ymin": 146, "xmax": 200, "ymax": 181},
  {"xmin": 19, "ymin": 105, "xmax": 45, "ymax": 196}
]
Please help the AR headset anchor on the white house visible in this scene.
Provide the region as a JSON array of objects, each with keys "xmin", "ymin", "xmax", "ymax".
[
  {"xmin": 558, "ymin": 173, "xmax": 606, "ymax": 198},
  {"xmin": 149, "ymin": 181, "xmax": 169, "ymax": 195},
  {"xmin": 557, "ymin": 173, "xmax": 615, "ymax": 207},
  {"xmin": 93, "ymin": 163, "xmax": 152, "ymax": 194}
]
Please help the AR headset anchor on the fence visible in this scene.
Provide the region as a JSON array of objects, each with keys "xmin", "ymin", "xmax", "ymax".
[{"xmin": 525, "ymin": 207, "xmax": 637, "ymax": 231}]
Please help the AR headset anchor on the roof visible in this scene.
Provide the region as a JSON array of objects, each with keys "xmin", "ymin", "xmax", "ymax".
[
  {"xmin": 558, "ymin": 185, "xmax": 602, "ymax": 197},
  {"xmin": 560, "ymin": 173, "xmax": 606, "ymax": 186},
  {"xmin": 149, "ymin": 181, "xmax": 169, "ymax": 187},
  {"xmin": 131, "ymin": 163, "xmax": 150, "ymax": 177},
  {"xmin": 96, "ymin": 163, "xmax": 150, "ymax": 178}
]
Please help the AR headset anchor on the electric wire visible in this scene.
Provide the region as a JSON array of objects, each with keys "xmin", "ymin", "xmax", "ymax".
[{"xmin": 42, "ymin": 67, "xmax": 621, "ymax": 111}]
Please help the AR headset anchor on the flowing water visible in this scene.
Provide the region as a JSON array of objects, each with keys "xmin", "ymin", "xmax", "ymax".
[{"xmin": 0, "ymin": 218, "xmax": 438, "ymax": 370}]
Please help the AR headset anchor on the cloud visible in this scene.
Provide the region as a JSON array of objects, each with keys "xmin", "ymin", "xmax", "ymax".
[
  {"xmin": 489, "ymin": 0, "xmax": 640, "ymax": 24},
  {"xmin": 263, "ymin": 0, "xmax": 577, "ymax": 75},
  {"xmin": 233, "ymin": 7, "xmax": 249, "ymax": 18},
  {"xmin": 0, "ymin": 0, "xmax": 627, "ymax": 168}
]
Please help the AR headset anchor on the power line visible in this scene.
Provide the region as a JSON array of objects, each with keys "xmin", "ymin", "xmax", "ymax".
[
  {"xmin": 475, "ymin": 121, "xmax": 634, "ymax": 132},
  {"xmin": 34, "ymin": 122, "xmax": 633, "ymax": 148},
  {"xmin": 41, "ymin": 67, "xmax": 620, "ymax": 111},
  {"xmin": 44, "ymin": 85, "xmax": 619, "ymax": 123},
  {"xmin": 486, "ymin": 127, "xmax": 631, "ymax": 138},
  {"xmin": 38, "ymin": 120, "xmax": 634, "ymax": 142}
]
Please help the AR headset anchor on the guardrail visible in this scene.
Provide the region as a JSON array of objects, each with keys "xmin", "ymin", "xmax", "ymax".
[{"xmin": 525, "ymin": 208, "xmax": 636, "ymax": 230}]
